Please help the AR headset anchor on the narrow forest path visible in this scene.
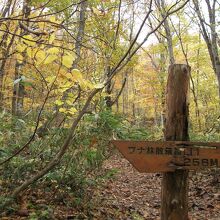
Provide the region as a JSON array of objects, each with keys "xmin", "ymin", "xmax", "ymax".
[{"xmin": 94, "ymin": 153, "xmax": 220, "ymax": 220}]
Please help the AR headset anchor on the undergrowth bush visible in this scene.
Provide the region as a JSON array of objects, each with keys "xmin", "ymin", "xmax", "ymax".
[{"xmin": 0, "ymin": 110, "xmax": 128, "ymax": 209}]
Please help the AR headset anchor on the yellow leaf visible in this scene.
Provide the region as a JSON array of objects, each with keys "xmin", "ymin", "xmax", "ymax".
[
  {"xmin": 47, "ymin": 47, "xmax": 59, "ymax": 54},
  {"xmin": 57, "ymin": 88, "xmax": 69, "ymax": 93},
  {"xmin": 55, "ymin": 100, "xmax": 64, "ymax": 106},
  {"xmin": 39, "ymin": 22, "xmax": 45, "ymax": 30},
  {"xmin": 44, "ymin": 55, "xmax": 57, "ymax": 64},
  {"xmin": 65, "ymin": 73, "xmax": 73, "ymax": 80},
  {"xmin": 92, "ymin": 7, "xmax": 101, "ymax": 15},
  {"xmin": 45, "ymin": 76, "xmax": 56, "ymax": 83},
  {"xmin": 49, "ymin": 15, "xmax": 56, "ymax": 23},
  {"xmin": 66, "ymin": 100, "xmax": 72, "ymax": 105},
  {"xmin": 26, "ymin": 47, "xmax": 33, "ymax": 58},
  {"xmin": 68, "ymin": 93, "xmax": 74, "ymax": 98},
  {"xmin": 66, "ymin": 96, "xmax": 75, "ymax": 103},
  {"xmin": 71, "ymin": 69, "xmax": 82, "ymax": 81},
  {"xmin": 17, "ymin": 44, "xmax": 27, "ymax": 53},
  {"xmin": 62, "ymin": 81, "xmax": 72, "ymax": 88},
  {"xmin": 49, "ymin": 33, "xmax": 55, "ymax": 44},
  {"xmin": 23, "ymin": 35, "xmax": 35, "ymax": 46},
  {"xmin": 36, "ymin": 50, "xmax": 46, "ymax": 63},
  {"xmin": 68, "ymin": 107, "xmax": 77, "ymax": 115},
  {"xmin": 62, "ymin": 54, "xmax": 75, "ymax": 68},
  {"xmin": 28, "ymin": 12, "xmax": 39, "ymax": 19},
  {"xmin": 59, "ymin": 107, "xmax": 66, "ymax": 113},
  {"xmin": 49, "ymin": 15, "xmax": 60, "ymax": 24},
  {"xmin": 17, "ymin": 54, "xmax": 23, "ymax": 63},
  {"xmin": 83, "ymin": 80, "xmax": 94, "ymax": 89}
]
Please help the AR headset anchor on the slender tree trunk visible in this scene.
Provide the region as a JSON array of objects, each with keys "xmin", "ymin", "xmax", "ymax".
[
  {"xmin": 157, "ymin": 0, "xmax": 175, "ymax": 65},
  {"xmin": 72, "ymin": 0, "xmax": 87, "ymax": 69},
  {"xmin": 122, "ymin": 72, "xmax": 127, "ymax": 115},
  {"xmin": 12, "ymin": 0, "xmax": 30, "ymax": 116},
  {"xmin": 217, "ymin": 75, "xmax": 220, "ymax": 97},
  {"xmin": 1, "ymin": 0, "xmax": 13, "ymax": 18},
  {"xmin": 159, "ymin": 53, "xmax": 166, "ymax": 127},
  {"xmin": 12, "ymin": 65, "xmax": 19, "ymax": 115},
  {"xmin": 0, "ymin": 0, "xmax": 16, "ymax": 108},
  {"xmin": 105, "ymin": 66, "xmax": 112, "ymax": 108},
  {"xmin": 153, "ymin": 93, "xmax": 158, "ymax": 127},
  {"xmin": 0, "ymin": 0, "xmax": 16, "ymax": 107},
  {"xmin": 195, "ymin": 38, "xmax": 202, "ymax": 130},
  {"xmin": 161, "ymin": 64, "xmax": 190, "ymax": 220},
  {"xmin": 131, "ymin": 72, "xmax": 136, "ymax": 118},
  {"xmin": 193, "ymin": 0, "xmax": 220, "ymax": 98},
  {"xmin": 12, "ymin": 60, "xmax": 26, "ymax": 116},
  {"xmin": 0, "ymin": 48, "xmax": 7, "ymax": 106}
]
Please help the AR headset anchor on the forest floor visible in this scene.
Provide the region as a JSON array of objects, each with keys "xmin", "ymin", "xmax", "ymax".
[
  {"xmin": 3, "ymin": 153, "xmax": 220, "ymax": 220},
  {"xmin": 96, "ymin": 154, "xmax": 220, "ymax": 220}
]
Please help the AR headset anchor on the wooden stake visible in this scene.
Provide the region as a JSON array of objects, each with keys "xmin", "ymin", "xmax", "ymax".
[{"xmin": 161, "ymin": 64, "xmax": 191, "ymax": 220}]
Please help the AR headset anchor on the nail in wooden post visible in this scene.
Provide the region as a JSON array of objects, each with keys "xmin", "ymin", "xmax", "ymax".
[{"xmin": 161, "ymin": 64, "xmax": 191, "ymax": 220}]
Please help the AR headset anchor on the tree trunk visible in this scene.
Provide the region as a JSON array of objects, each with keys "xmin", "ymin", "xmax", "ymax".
[
  {"xmin": 193, "ymin": 0, "xmax": 220, "ymax": 98},
  {"xmin": 157, "ymin": 0, "xmax": 175, "ymax": 65},
  {"xmin": 1, "ymin": 0, "xmax": 13, "ymax": 17},
  {"xmin": 161, "ymin": 64, "xmax": 190, "ymax": 220},
  {"xmin": 12, "ymin": 0, "xmax": 30, "ymax": 116},
  {"xmin": 218, "ymin": 74, "xmax": 220, "ymax": 98},
  {"xmin": 72, "ymin": 0, "xmax": 87, "ymax": 69},
  {"xmin": 105, "ymin": 66, "xmax": 112, "ymax": 108}
]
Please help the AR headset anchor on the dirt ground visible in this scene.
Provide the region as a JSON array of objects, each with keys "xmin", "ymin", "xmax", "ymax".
[
  {"xmin": 94, "ymin": 153, "xmax": 220, "ymax": 220},
  {"xmin": 2, "ymin": 153, "xmax": 220, "ymax": 220}
]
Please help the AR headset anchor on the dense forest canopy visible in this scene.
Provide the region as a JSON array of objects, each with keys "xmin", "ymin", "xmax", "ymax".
[
  {"xmin": 0, "ymin": 0, "xmax": 219, "ymax": 218},
  {"xmin": 0, "ymin": 0, "xmax": 219, "ymax": 129}
]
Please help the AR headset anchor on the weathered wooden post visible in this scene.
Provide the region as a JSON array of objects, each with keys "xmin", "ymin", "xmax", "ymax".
[{"xmin": 161, "ymin": 64, "xmax": 190, "ymax": 220}]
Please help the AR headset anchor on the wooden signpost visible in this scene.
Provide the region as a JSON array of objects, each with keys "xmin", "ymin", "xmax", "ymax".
[
  {"xmin": 111, "ymin": 140, "xmax": 220, "ymax": 173},
  {"xmin": 111, "ymin": 64, "xmax": 220, "ymax": 220}
]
